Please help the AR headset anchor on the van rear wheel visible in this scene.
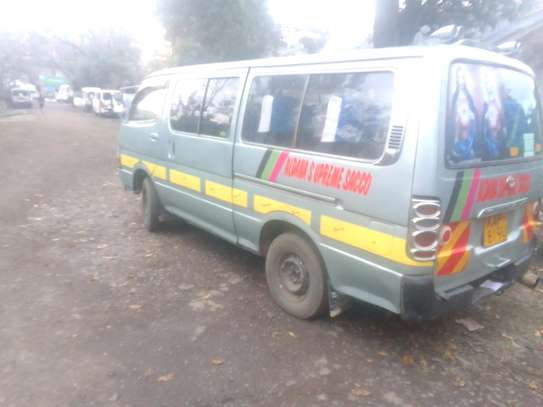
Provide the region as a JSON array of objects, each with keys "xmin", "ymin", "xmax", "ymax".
[
  {"xmin": 265, "ymin": 233, "xmax": 328, "ymax": 319},
  {"xmin": 141, "ymin": 177, "xmax": 161, "ymax": 232}
]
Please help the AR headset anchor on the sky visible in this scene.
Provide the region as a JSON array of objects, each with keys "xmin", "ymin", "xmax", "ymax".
[{"xmin": 0, "ymin": 0, "xmax": 375, "ymax": 60}]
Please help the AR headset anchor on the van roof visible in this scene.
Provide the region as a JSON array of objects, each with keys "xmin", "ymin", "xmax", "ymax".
[{"xmin": 148, "ymin": 45, "xmax": 533, "ymax": 79}]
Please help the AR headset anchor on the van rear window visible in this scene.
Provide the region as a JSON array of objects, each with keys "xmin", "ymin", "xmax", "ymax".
[{"xmin": 447, "ymin": 63, "xmax": 542, "ymax": 165}]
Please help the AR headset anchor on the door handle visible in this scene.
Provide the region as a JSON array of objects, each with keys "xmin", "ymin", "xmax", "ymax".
[
  {"xmin": 149, "ymin": 132, "xmax": 159, "ymax": 142},
  {"xmin": 168, "ymin": 139, "xmax": 176, "ymax": 159}
]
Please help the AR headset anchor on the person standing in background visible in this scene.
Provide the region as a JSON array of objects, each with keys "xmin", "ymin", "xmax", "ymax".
[{"xmin": 37, "ymin": 85, "xmax": 45, "ymax": 112}]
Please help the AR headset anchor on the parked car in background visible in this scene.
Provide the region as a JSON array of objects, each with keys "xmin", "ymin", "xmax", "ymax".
[
  {"xmin": 81, "ymin": 87, "xmax": 101, "ymax": 112},
  {"xmin": 120, "ymin": 86, "xmax": 139, "ymax": 110},
  {"xmin": 92, "ymin": 89, "xmax": 125, "ymax": 117},
  {"xmin": 56, "ymin": 84, "xmax": 74, "ymax": 103},
  {"xmin": 9, "ymin": 88, "xmax": 33, "ymax": 108},
  {"xmin": 72, "ymin": 91, "xmax": 86, "ymax": 108}
]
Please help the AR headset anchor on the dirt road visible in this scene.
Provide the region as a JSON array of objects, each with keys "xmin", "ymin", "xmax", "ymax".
[{"xmin": 1, "ymin": 104, "xmax": 542, "ymax": 406}]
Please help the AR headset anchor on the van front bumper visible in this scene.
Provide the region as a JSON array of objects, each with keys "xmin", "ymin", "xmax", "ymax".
[{"xmin": 400, "ymin": 251, "xmax": 533, "ymax": 321}]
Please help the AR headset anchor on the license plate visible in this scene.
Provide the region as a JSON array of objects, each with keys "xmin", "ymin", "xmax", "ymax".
[{"xmin": 483, "ymin": 213, "xmax": 508, "ymax": 247}]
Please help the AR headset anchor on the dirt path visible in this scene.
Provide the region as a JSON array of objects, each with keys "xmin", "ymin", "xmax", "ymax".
[{"xmin": 1, "ymin": 104, "xmax": 542, "ymax": 406}]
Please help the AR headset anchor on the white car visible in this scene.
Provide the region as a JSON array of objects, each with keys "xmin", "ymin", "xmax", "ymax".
[
  {"xmin": 81, "ymin": 87, "xmax": 101, "ymax": 112},
  {"xmin": 9, "ymin": 88, "xmax": 33, "ymax": 108},
  {"xmin": 92, "ymin": 89, "xmax": 125, "ymax": 117},
  {"xmin": 56, "ymin": 84, "xmax": 73, "ymax": 103}
]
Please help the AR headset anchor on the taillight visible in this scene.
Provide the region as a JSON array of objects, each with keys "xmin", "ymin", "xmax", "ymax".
[{"xmin": 408, "ymin": 198, "xmax": 441, "ymax": 261}]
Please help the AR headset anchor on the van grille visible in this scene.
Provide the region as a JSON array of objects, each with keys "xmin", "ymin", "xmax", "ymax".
[{"xmin": 387, "ymin": 125, "xmax": 404, "ymax": 150}]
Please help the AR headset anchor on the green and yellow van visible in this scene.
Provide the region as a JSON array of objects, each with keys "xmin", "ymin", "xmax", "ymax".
[{"xmin": 118, "ymin": 46, "xmax": 542, "ymax": 320}]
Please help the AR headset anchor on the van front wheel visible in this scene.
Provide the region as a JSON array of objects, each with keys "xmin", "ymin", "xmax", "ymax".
[
  {"xmin": 265, "ymin": 233, "xmax": 328, "ymax": 319},
  {"xmin": 141, "ymin": 177, "xmax": 161, "ymax": 232}
]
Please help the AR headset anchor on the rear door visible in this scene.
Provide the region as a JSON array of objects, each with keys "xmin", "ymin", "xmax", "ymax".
[{"xmin": 434, "ymin": 62, "xmax": 543, "ymax": 293}]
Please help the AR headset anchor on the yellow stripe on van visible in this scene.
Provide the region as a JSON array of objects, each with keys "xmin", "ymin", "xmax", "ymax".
[
  {"xmin": 169, "ymin": 169, "xmax": 201, "ymax": 192},
  {"xmin": 232, "ymin": 188, "xmax": 248, "ymax": 208},
  {"xmin": 142, "ymin": 161, "xmax": 167, "ymax": 181},
  {"xmin": 205, "ymin": 181, "xmax": 248, "ymax": 208},
  {"xmin": 120, "ymin": 154, "xmax": 139, "ymax": 169},
  {"xmin": 254, "ymin": 195, "xmax": 311, "ymax": 225},
  {"xmin": 320, "ymin": 215, "xmax": 433, "ymax": 267}
]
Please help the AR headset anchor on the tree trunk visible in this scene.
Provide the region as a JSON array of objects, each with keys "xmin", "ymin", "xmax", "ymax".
[{"xmin": 373, "ymin": 0, "xmax": 400, "ymax": 47}]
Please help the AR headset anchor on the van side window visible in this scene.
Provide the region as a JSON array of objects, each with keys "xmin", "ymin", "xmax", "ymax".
[
  {"xmin": 129, "ymin": 87, "xmax": 166, "ymax": 121},
  {"xmin": 200, "ymin": 78, "xmax": 239, "ymax": 138},
  {"xmin": 297, "ymin": 72, "xmax": 394, "ymax": 160},
  {"xmin": 242, "ymin": 75, "xmax": 306, "ymax": 147},
  {"xmin": 170, "ymin": 79, "xmax": 207, "ymax": 133}
]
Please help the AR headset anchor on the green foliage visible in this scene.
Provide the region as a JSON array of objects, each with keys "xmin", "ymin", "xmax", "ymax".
[
  {"xmin": 157, "ymin": 0, "xmax": 282, "ymax": 65},
  {"xmin": 374, "ymin": 0, "xmax": 531, "ymax": 47}
]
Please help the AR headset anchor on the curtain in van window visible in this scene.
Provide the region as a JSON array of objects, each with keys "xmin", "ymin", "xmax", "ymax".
[
  {"xmin": 242, "ymin": 75, "xmax": 306, "ymax": 147},
  {"xmin": 296, "ymin": 72, "xmax": 394, "ymax": 160}
]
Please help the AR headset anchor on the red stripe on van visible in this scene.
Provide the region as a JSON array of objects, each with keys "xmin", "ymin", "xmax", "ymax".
[
  {"xmin": 269, "ymin": 151, "xmax": 289, "ymax": 182},
  {"xmin": 436, "ymin": 225, "xmax": 470, "ymax": 276},
  {"xmin": 460, "ymin": 168, "xmax": 481, "ymax": 220}
]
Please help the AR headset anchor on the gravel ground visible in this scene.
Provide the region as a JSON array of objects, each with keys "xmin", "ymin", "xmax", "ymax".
[{"xmin": 0, "ymin": 103, "xmax": 542, "ymax": 407}]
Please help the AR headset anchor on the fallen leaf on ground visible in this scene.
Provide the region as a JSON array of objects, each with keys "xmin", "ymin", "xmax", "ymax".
[
  {"xmin": 351, "ymin": 387, "xmax": 371, "ymax": 397},
  {"xmin": 401, "ymin": 354, "xmax": 415, "ymax": 366},
  {"xmin": 443, "ymin": 341, "xmax": 457, "ymax": 361},
  {"xmin": 129, "ymin": 304, "xmax": 143, "ymax": 311},
  {"xmin": 157, "ymin": 373, "xmax": 174, "ymax": 382},
  {"xmin": 377, "ymin": 351, "xmax": 388, "ymax": 357},
  {"xmin": 502, "ymin": 333, "xmax": 522, "ymax": 348},
  {"xmin": 528, "ymin": 382, "xmax": 538, "ymax": 390},
  {"xmin": 454, "ymin": 377, "xmax": 465, "ymax": 387},
  {"xmin": 288, "ymin": 331, "xmax": 298, "ymax": 338},
  {"xmin": 456, "ymin": 318, "xmax": 484, "ymax": 332},
  {"xmin": 211, "ymin": 358, "xmax": 224, "ymax": 366}
]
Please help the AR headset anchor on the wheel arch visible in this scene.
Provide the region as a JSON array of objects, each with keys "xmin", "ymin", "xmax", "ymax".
[
  {"xmin": 132, "ymin": 167, "xmax": 150, "ymax": 193},
  {"xmin": 258, "ymin": 217, "xmax": 322, "ymax": 261}
]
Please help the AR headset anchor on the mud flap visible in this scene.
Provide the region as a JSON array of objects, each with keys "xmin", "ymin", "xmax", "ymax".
[{"xmin": 328, "ymin": 287, "xmax": 352, "ymax": 318}]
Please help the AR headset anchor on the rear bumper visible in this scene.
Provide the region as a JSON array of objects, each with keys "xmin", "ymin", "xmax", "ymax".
[{"xmin": 400, "ymin": 247, "xmax": 534, "ymax": 320}]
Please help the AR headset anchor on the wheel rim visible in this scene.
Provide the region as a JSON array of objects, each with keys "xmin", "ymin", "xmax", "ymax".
[{"xmin": 278, "ymin": 254, "xmax": 309, "ymax": 296}]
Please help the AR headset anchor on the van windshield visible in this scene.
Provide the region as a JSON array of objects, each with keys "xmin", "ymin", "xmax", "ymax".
[{"xmin": 446, "ymin": 63, "xmax": 542, "ymax": 166}]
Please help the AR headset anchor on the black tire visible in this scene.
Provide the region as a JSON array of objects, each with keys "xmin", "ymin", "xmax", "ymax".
[
  {"xmin": 265, "ymin": 233, "xmax": 328, "ymax": 319},
  {"xmin": 141, "ymin": 177, "xmax": 161, "ymax": 232}
]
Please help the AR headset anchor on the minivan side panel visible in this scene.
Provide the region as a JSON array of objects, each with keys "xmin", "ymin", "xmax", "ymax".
[{"xmin": 232, "ymin": 60, "xmax": 432, "ymax": 312}]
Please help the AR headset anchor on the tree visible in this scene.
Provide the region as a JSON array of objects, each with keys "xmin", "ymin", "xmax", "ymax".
[
  {"xmin": 373, "ymin": 0, "xmax": 526, "ymax": 48},
  {"xmin": 68, "ymin": 31, "xmax": 142, "ymax": 89},
  {"xmin": 299, "ymin": 31, "xmax": 328, "ymax": 54},
  {"xmin": 157, "ymin": 0, "xmax": 282, "ymax": 65},
  {"xmin": 1, "ymin": 30, "xmax": 143, "ymax": 92}
]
